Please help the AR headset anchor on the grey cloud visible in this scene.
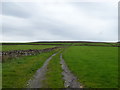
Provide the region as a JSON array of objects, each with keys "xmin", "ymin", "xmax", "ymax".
[
  {"xmin": 2, "ymin": 2, "xmax": 118, "ymax": 42},
  {"xmin": 73, "ymin": 2, "xmax": 117, "ymax": 20},
  {"xmin": 2, "ymin": 2, "xmax": 31, "ymax": 18}
]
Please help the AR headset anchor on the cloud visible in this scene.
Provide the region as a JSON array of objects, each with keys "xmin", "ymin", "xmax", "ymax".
[{"xmin": 1, "ymin": 1, "xmax": 118, "ymax": 42}]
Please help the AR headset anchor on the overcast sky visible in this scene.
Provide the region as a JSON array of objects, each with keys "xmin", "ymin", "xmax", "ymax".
[{"xmin": 1, "ymin": 1, "xmax": 118, "ymax": 42}]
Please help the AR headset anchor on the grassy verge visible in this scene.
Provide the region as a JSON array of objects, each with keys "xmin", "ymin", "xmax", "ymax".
[
  {"xmin": 2, "ymin": 45, "xmax": 55, "ymax": 51},
  {"xmin": 2, "ymin": 49, "xmax": 60, "ymax": 88},
  {"xmin": 63, "ymin": 46, "xmax": 118, "ymax": 88},
  {"xmin": 43, "ymin": 51, "xmax": 64, "ymax": 88}
]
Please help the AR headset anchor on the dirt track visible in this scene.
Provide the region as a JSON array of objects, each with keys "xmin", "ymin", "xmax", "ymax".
[
  {"xmin": 27, "ymin": 51, "xmax": 82, "ymax": 88},
  {"xmin": 27, "ymin": 52, "xmax": 58, "ymax": 88}
]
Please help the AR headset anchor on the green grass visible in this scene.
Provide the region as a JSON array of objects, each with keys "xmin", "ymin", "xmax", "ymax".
[
  {"xmin": 43, "ymin": 51, "xmax": 64, "ymax": 88},
  {"xmin": 0, "ymin": 45, "xmax": 1, "ymax": 51},
  {"xmin": 2, "ymin": 49, "xmax": 60, "ymax": 88},
  {"xmin": 30, "ymin": 43, "xmax": 72, "ymax": 45},
  {"xmin": 1, "ymin": 42, "xmax": 119, "ymax": 51},
  {"xmin": 63, "ymin": 46, "xmax": 118, "ymax": 88},
  {"xmin": 2, "ymin": 45, "xmax": 55, "ymax": 51},
  {"xmin": 72, "ymin": 42, "xmax": 120, "ymax": 46}
]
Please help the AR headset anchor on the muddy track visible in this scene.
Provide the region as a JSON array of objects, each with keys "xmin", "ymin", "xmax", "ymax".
[
  {"xmin": 60, "ymin": 54, "xmax": 83, "ymax": 88},
  {"xmin": 27, "ymin": 52, "xmax": 58, "ymax": 88},
  {"xmin": 27, "ymin": 52, "xmax": 82, "ymax": 88}
]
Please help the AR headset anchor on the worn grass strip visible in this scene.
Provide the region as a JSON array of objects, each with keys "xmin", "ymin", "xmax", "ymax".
[
  {"xmin": 43, "ymin": 51, "xmax": 64, "ymax": 88},
  {"xmin": 2, "ymin": 49, "xmax": 60, "ymax": 88},
  {"xmin": 63, "ymin": 46, "xmax": 118, "ymax": 88}
]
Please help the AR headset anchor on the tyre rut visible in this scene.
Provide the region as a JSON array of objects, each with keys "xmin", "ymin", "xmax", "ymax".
[
  {"xmin": 60, "ymin": 54, "xmax": 83, "ymax": 88},
  {"xmin": 27, "ymin": 52, "xmax": 58, "ymax": 88}
]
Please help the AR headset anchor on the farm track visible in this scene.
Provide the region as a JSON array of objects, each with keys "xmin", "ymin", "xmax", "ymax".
[
  {"xmin": 60, "ymin": 54, "xmax": 82, "ymax": 88},
  {"xmin": 2, "ymin": 44, "xmax": 118, "ymax": 88},
  {"xmin": 2, "ymin": 46, "xmax": 83, "ymax": 88},
  {"xmin": 27, "ymin": 52, "xmax": 58, "ymax": 88},
  {"xmin": 27, "ymin": 51, "xmax": 82, "ymax": 88}
]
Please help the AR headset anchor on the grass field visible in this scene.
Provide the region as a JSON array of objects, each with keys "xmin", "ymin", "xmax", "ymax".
[
  {"xmin": 2, "ymin": 42, "xmax": 119, "ymax": 88},
  {"xmin": 43, "ymin": 51, "xmax": 64, "ymax": 88},
  {"xmin": 71, "ymin": 42, "xmax": 120, "ymax": 46},
  {"xmin": 63, "ymin": 46, "xmax": 118, "ymax": 88},
  {"xmin": 1, "ymin": 42, "xmax": 119, "ymax": 52},
  {"xmin": 2, "ymin": 49, "xmax": 59, "ymax": 88},
  {"xmin": 2, "ymin": 45, "xmax": 55, "ymax": 51}
]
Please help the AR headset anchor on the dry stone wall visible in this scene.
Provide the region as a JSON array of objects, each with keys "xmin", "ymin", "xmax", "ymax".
[{"xmin": 1, "ymin": 47, "xmax": 61, "ymax": 62}]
